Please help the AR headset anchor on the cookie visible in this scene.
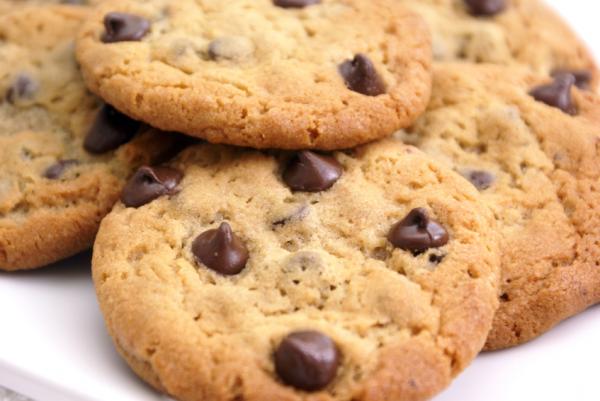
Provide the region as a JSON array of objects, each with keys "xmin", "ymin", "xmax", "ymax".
[
  {"xmin": 399, "ymin": 0, "xmax": 597, "ymax": 88},
  {"xmin": 92, "ymin": 138, "xmax": 500, "ymax": 401},
  {"xmin": 398, "ymin": 63, "xmax": 600, "ymax": 349},
  {"xmin": 75, "ymin": 0, "xmax": 432, "ymax": 150},
  {"xmin": 0, "ymin": 0, "xmax": 98, "ymax": 11},
  {"xmin": 0, "ymin": 5, "xmax": 180, "ymax": 271}
]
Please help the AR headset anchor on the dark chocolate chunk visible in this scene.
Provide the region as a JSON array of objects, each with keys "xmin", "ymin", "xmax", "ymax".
[
  {"xmin": 84, "ymin": 104, "xmax": 140, "ymax": 154},
  {"xmin": 388, "ymin": 208, "xmax": 449, "ymax": 254},
  {"xmin": 273, "ymin": 0, "xmax": 321, "ymax": 8},
  {"xmin": 274, "ymin": 331, "xmax": 340, "ymax": 391},
  {"xmin": 121, "ymin": 166, "xmax": 183, "ymax": 208},
  {"xmin": 6, "ymin": 74, "xmax": 38, "ymax": 104},
  {"xmin": 192, "ymin": 222, "xmax": 249, "ymax": 275},
  {"xmin": 463, "ymin": 170, "xmax": 495, "ymax": 190},
  {"xmin": 102, "ymin": 12, "xmax": 151, "ymax": 43},
  {"xmin": 43, "ymin": 159, "xmax": 79, "ymax": 180},
  {"xmin": 529, "ymin": 73, "xmax": 577, "ymax": 115},
  {"xmin": 464, "ymin": 0, "xmax": 506, "ymax": 16},
  {"xmin": 551, "ymin": 68, "xmax": 592, "ymax": 90},
  {"xmin": 339, "ymin": 54, "xmax": 386, "ymax": 96},
  {"xmin": 282, "ymin": 151, "xmax": 342, "ymax": 192}
]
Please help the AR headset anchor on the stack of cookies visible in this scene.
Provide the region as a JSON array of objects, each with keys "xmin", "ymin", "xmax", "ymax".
[{"xmin": 0, "ymin": 0, "xmax": 598, "ymax": 400}]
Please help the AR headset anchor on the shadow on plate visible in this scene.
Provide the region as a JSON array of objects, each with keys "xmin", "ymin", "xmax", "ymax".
[{"xmin": 0, "ymin": 250, "xmax": 93, "ymax": 280}]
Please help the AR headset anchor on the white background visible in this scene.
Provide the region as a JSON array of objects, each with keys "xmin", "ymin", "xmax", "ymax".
[{"xmin": 1, "ymin": 1, "xmax": 600, "ymax": 400}]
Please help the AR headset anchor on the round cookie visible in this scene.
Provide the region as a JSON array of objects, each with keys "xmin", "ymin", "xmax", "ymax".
[
  {"xmin": 0, "ymin": 5, "xmax": 180, "ymax": 271},
  {"xmin": 76, "ymin": 0, "xmax": 432, "ymax": 150},
  {"xmin": 398, "ymin": 63, "xmax": 600, "ymax": 349},
  {"xmin": 92, "ymin": 138, "xmax": 500, "ymax": 401},
  {"xmin": 399, "ymin": 0, "xmax": 597, "ymax": 88}
]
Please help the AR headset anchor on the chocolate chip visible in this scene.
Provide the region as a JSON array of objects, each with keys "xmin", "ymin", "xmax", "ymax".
[
  {"xmin": 102, "ymin": 12, "xmax": 151, "ymax": 43},
  {"xmin": 208, "ymin": 36, "xmax": 255, "ymax": 61},
  {"xmin": 529, "ymin": 73, "xmax": 577, "ymax": 115},
  {"xmin": 428, "ymin": 252, "xmax": 446, "ymax": 265},
  {"xmin": 274, "ymin": 331, "xmax": 340, "ymax": 391},
  {"xmin": 463, "ymin": 170, "xmax": 495, "ymax": 190},
  {"xmin": 273, "ymin": 205, "xmax": 310, "ymax": 228},
  {"xmin": 551, "ymin": 69, "xmax": 592, "ymax": 90},
  {"xmin": 464, "ymin": 0, "xmax": 506, "ymax": 16},
  {"xmin": 6, "ymin": 74, "xmax": 38, "ymax": 104},
  {"xmin": 388, "ymin": 208, "xmax": 449, "ymax": 254},
  {"xmin": 84, "ymin": 104, "xmax": 140, "ymax": 154},
  {"xmin": 43, "ymin": 159, "xmax": 79, "ymax": 180},
  {"xmin": 339, "ymin": 54, "xmax": 386, "ymax": 96},
  {"xmin": 192, "ymin": 222, "xmax": 249, "ymax": 275},
  {"xmin": 282, "ymin": 151, "xmax": 342, "ymax": 192},
  {"xmin": 121, "ymin": 166, "xmax": 182, "ymax": 208},
  {"xmin": 273, "ymin": 0, "xmax": 321, "ymax": 8}
]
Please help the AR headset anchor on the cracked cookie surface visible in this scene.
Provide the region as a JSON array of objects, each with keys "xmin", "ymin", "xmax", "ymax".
[
  {"xmin": 398, "ymin": 63, "xmax": 600, "ymax": 349},
  {"xmin": 92, "ymin": 138, "xmax": 500, "ymax": 401},
  {"xmin": 399, "ymin": 0, "xmax": 597, "ymax": 87},
  {"xmin": 76, "ymin": 0, "xmax": 432, "ymax": 150},
  {"xmin": 0, "ymin": 5, "xmax": 178, "ymax": 271}
]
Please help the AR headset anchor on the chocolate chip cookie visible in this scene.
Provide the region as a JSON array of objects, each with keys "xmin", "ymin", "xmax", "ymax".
[
  {"xmin": 0, "ymin": 5, "xmax": 179, "ymax": 271},
  {"xmin": 0, "ymin": 0, "xmax": 99, "ymax": 12},
  {"xmin": 92, "ymin": 138, "xmax": 500, "ymax": 401},
  {"xmin": 398, "ymin": 63, "xmax": 600, "ymax": 350},
  {"xmin": 76, "ymin": 0, "xmax": 432, "ymax": 150},
  {"xmin": 399, "ymin": 0, "xmax": 597, "ymax": 87}
]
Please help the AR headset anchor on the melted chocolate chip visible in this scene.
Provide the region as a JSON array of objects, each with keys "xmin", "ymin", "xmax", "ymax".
[
  {"xmin": 529, "ymin": 73, "xmax": 577, "ymax": 115},
  {"xmin": 463, "ymin": 170, "xmax": 495, "ymax": 190},
  {"xmin": 6, "ymin": 74, "xmax": 38, "ymax": 104},
  {"xmin": 102, "ymin": 12, "xmax": 151, "ymax": 43},
  {"xmin": 282, "ymin": 151, "xmax": 342, "ymax": 192},
  {"xmin": 43, "ymin": 159, "xmax": 79, "ymax": 180},
  {"xmin": 339, "ymin": 54, "xmax": 386, "ymax": 96},
  {"xmin": 551, "ymin": 69, "xmax": 592, "ymax": 90},
  {"xmin": 84, "ymin": 104, "xmax": 140, "ymax": 154},
  {"xmin": 274, "ymin": 331, "xmax": 340, "ymax": 391},
  {"xmin": 272, "ymin": 205, "xmax": 309, "ymax": 228},
  {"xmin": 388, "ymin": 208, "xmax": 449, "ymax": 254},
  {"xmin": 121, "ymin": 166, "xmax": 183, "ymax": 208},
  {"xmin": 273, "ymin": 0, "xmax": 321, "ymax": 8},
  {"xmin": 192, "ymin": 222, "xmax": 249, "ymax": 275},
  {"xmin": 464, "ymin": 0, "xmax": 506, "ymax": 16}
]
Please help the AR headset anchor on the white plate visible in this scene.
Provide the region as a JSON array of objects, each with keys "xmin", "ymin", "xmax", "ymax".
[{"xmin": 1, "ymin": 1, "xmax": 600, "ymax": 400}]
